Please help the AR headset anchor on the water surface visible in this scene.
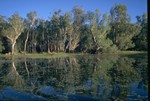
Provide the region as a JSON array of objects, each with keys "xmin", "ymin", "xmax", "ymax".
[{"xmin": 0, "ymin": 54, "xmax": 148, "ymax": 101}]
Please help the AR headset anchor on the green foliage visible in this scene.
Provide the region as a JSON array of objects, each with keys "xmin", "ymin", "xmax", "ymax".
[
  {"xmin": 0, "ymin": 5, "xmax": 147, "ymax": 54},
  {"xmin": 87, "ymin": 11, "xmax": 117, "ymax": 53},
  {"xmin": 133, "ymin": 13, "xmax": 147, "ymax": 51},
  {"xmin": 2, "ymin": 13, "xmax": 24, "ymax": 39},
  {"xmin": 108, "ymin": 4, "xmax": 142, "ymax": 50},
  {"xmin": 2, "ymin": 13, "xmax": 25, "ymax": 54}
]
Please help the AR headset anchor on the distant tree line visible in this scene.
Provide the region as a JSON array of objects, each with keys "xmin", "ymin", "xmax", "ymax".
[{"xmin": 0, "ymin": 4, "xmax": 147, "ymax": 54}]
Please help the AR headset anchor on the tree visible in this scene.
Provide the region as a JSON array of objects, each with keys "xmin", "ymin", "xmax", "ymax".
[
  {"xmin": 108, "ymin": 4, "xmax": 141, "ymax": 50},
  {"xmin": 48, "ymin": 10, "xmax": 72, "ymax": 52},
  {"xmin": 0, "ymin": 5, "xmax": 147, "ymax": 54},
  {"xmin": 36, "ymin": 18, "xmax": 46, "ymax": 52},
  {"xmin": 49, "ymin": 9, "xmax": 62, "ymax": 52},
  {"xmin": 24, "ymin": 11, "xmax": 37, "ymax": 54},
  {"xmin": 85, "ymin": 10, "xmax": 117, "ymax": 53},
  {"xmin": 59, "ymin": 12, "xmax": 72, "ymax": 52},
  {"xmin": 68, "ymin": 6, "xmax": 86, "ymax": 51},
  {"xmin": 133, "ymin": 13, "xmax": 147, "ymax": 51},
  {"xmin": 96, "ymin": 13, "xmax": 117, "ymax": 53},
  {"xmin": 2, "ymin": 13, "xmax": 25, "ymax": 54}
]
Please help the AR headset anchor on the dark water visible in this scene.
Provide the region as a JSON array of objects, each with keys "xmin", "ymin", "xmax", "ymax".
[{"xmin": 0, "ymin": 54, "xmax": 148, "ymax": 101}]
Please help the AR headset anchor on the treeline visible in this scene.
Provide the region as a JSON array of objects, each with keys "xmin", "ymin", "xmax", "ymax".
[{"xmin": 0, "ymin": 4, "xmax": 147, "ymax": 54}]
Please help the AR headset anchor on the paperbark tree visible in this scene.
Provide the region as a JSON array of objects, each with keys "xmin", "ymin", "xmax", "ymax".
[
  {"xmin": 108, "ymin": 4, "xmax": 141, "ymax": 50},
  {"xmin": 24, "ymin": 11, "xmax": 37, "ymax": 54},
  {"xmin": 69, "ymin": 6, "xmax": 86, "ymax": 51},
  {"xmin": 2, "ymin": 13, "xmax": 24, "ymax": 54}
]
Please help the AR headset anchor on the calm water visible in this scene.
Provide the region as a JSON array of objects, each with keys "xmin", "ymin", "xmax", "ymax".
[{"xmin": 0, "ymin": 54, "xmax": 148, "ymax": 101}]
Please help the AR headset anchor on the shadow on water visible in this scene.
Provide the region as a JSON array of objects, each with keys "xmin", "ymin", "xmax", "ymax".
[{"xmin": 0, "ymin": 54, "xmax": 148, "ymax": 101}]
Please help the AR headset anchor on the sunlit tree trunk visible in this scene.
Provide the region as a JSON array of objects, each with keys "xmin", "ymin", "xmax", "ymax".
[
  {"xmin": 11, "ymin": 41, "xmax": 16, "ymax": 55},
  {"xmin": 24, "ymin": 31, "xmax": 29, "ymax": 54},
  {"xmin": 24, "ymin": 11, "xmax": 37, "ymax": 54}
]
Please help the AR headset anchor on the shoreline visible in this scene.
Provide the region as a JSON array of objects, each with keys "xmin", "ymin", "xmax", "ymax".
[{"xmin": 0, "ymin": 51, "xmax": 147, "ymax": 59}]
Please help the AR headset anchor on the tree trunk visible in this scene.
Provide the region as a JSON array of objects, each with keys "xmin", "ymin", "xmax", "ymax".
[
  {"xmin": 24, "ymin": 31, "xmax": 29, "ymax": 54},
  {"xmin": 54, "ymin": 45, "xmax": 56, "ymax": 51},
  {"xmin": 11, "ymin": 41, "xmax": 16, "ymax": 55},
  {"xmin": 47, "ymin": 40, "xmax": 50, "ymax": 53},
  {"xmin": 91, "ymin": 32, "xmax": 96, "ymax": 44}
]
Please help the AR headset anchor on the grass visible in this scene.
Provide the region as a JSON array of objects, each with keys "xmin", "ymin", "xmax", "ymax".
[
  {"xmin": 0, "ymin": 51, "xmax": 147, "ymax": 59},
  {"xmin": 25, "ymin": 52, "xmax": 82, "ymax": 59},
  {"xmin": 116, "ymin": 50, "xmax": 147, "ymax": 55},
  {"xmin": 0, "ymin": 52, "xmax": 83, "ymax": 59}
]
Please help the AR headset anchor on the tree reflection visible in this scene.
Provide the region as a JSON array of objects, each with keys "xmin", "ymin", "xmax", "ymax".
[
  {"xmin": 2, "ymin": 57, "xmax": 25, "ymax": 90},
  {"xmin": 24, "ymin": 58, "xmax": 29, "ymax": 78},
  {"xmin": 108, "ymin": 57, "xmax": 142, "ymax": 100},
  {"xmin": 0, "ymin": 54, "xmax": 148, "ymax": 100}
]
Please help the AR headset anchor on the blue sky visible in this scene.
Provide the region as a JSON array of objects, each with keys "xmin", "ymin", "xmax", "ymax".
[{"xmin": 0, "ymin": 0, "xmax": 147, "ymax": 23}]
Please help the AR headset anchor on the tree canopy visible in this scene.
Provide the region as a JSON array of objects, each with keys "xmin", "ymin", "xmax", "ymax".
[{"xmin": 0, "ymin": 4, "xmax": 147, "ymax": 54}]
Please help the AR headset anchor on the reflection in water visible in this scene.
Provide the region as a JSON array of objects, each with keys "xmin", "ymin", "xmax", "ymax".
[
  {"xmin": 0, "ymin": 54, "xmax": 148, "ymax": 100},
  {"xmin": 1, "ymin": 58, "xmax": 25, "ymax": 91}
]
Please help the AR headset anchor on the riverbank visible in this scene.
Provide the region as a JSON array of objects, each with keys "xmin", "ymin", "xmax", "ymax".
[
  {"xmin": 116, "ymin": 51, "xmax": 147, "ymax": 55},
  {"xmin": 0, "ymin": 51, "xmax": 147, "ymax": 59},
  {"xmin": 0, "ymin": 52, "xmax": 82, "ymax": 59}
]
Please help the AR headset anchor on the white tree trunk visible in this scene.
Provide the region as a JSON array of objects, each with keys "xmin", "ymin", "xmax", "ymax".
[
  {"xmin": 11, "ymin": 41, "xmax": 16, "ymax": 55},
  {"xmin": 24, "ymin": 31, "xmax": 29, "ymax": 54}
]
